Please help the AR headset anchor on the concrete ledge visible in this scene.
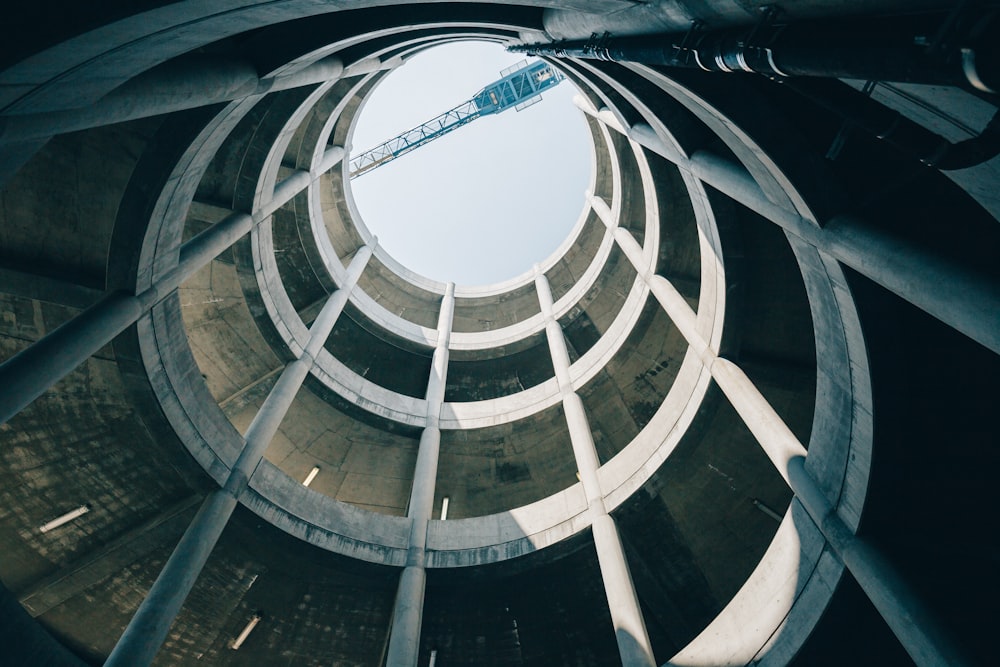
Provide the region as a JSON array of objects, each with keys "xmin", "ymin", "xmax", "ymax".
[{"xmin": 425, "ymin": 484, "xmax": 589, "ymax": 567}]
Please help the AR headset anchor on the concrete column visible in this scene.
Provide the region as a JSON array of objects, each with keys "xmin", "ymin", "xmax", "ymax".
[
  {"xmin": 591, "ymin": 514, "xmax": 659, "ymax": 665},
  {"xmin": 0, "ymin": 52, "xmax": 406, "ymax": 144},
  {"xmin": 534, "ymin": 270, "xmax": 656, "ymax": 667},
  {"xmin": 578, "ymin": 100, "xmax": 1000, "ymax": 355},
  {"xmin": 406, "ymin": 426, "xmax": 443, "ymax": 538},
  {"xmin": 104, "ymin": 245, "xmax": 372, "ymax": 667},
  {"xmin": 786, "ymin": 453, "xmax": 968, "ymax": 667},
  {"xmin": 720, "ymin": 360, "xmax": 969, "ymax": 667},
  {"xmin": 342, "ymin": 55, "xmax": 404, "ymax": 78},
  {"xmin": 0, "ymin": 55, "xmax": 346, "ymax": 143},
  {"xmin": 103, "ymin": 489, "xmax": 238, "ymax": 667},
  {"xmin": 684, "ymin": 149, "xmax": 1000, "ymax": 356},
  {"xmin": 597, "ymin": 201, "xmax": 969, "ymax": 667},
  {"xmin": 0, "ymin": 290, "xmax": 147, "ymax": 427},
  {"xmin": 315, "ymin": 145, "xmax": 346, "ymax": 176},
  {"xmin": 0, "ymin": 144, "xmax": 347, "ymax": 427},
  {"xmin": 387, "ymin": 565, "xmax": 428, "ymax": 665},
  {"xmin": 385, "ymin": 284, "xmax": 455, "ymax": 667}
]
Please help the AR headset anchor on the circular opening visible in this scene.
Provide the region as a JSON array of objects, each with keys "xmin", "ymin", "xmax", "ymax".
[{"xmin": 349, "ymin": 41, "xmax": 592, "ymax": 286}]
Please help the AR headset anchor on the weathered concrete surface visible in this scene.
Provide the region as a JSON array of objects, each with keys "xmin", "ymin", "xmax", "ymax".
[
  {"xmin": 0, "ymin": 120, "xmax": 161, "ymax": 290},
  {"xmin": 2, "ymin": 3, "xmax": 996, "ymax": 667}
]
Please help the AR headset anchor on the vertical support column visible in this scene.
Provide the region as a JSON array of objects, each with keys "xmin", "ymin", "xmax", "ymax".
[
  {"xmin": 595, "ymin": 194, "xmax": 968, "ymax": 666},
  {"xmin": 683, "ymin": 149, "xmax": 1000, "ymax": 356},
  {"xmin": 0, "ymin": 145, "xmax": 348, "ymax": 427},
  {"xmin": 315, "ymin": 145, "xmax": 346, "ymax": 176},
  {"xmin": 534, "ymin": 270, "xmax": 656, "ymax": 667},
  {"xmin": 105, "ymin": 244, "xmax": 373, "ymax": 667},
  {"xmin": 581, "ymin": 102, "xmax": 1000, "ymax": 355},
  {"xmin": 385, "ymin": 284, "xmax": 455, "ymax": 667},
  {"xmin": 0, "ymin": 55, "xmax": 348, "ymax": 142}
]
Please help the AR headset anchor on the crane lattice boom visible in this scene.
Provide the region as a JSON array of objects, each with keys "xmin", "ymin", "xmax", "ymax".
[{"xmin": 349, "ymin": 60, "xmax": 564, "ymax": 178}]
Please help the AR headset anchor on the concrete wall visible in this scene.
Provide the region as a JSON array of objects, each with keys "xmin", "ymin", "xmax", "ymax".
[{"xmin": 1, "ymin": 2, "xmax": 996, "ymax": 666}]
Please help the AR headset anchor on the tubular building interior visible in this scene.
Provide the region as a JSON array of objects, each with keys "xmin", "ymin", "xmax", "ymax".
[{"xmin": 0, "ymin": 2, "xmax": 998, "ymax": 666}]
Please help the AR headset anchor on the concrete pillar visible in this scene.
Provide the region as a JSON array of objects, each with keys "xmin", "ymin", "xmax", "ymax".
[
  {"xmin": 385, "ymin": 284, "xmax": 454, "ymax": 667},
  {"xmin": 534, "ymin": 270, "xmax": 656, "ymax": 667},
  {"xmin": 786, "ymin": 453, "xmax": 968, "ymax": 667},
  {"xmin": 579, "ymin": 100, "xmax": 1000, "ymax": 354},
  {"xmin": 315, "ymin": 145, "xmax": 346, "ymax": 176},
  {"xmin": 0, "ymin": 290, "xmax": 147, "ymax": 427},
  {"xmin": 104, "ymin": 245, "xmax": 372, "ymax": 667},
  {"xmin": 342, "ymin": 55, "xmax": 404, "ymax": 78},
  {"xmin": 0, "ymin": 144, "xmax": 347, "ymax": 427},
  {"xmin": 387, "ymin": 565, "xmax": 428, "ymax": 665},
  {"xmin": 596, "ymin": 200, "xmax": 969, "ymax": 667},
  {"xmin": 103, "ymin": 489, "xmax": 238, "ymax": 667},
  {"xmin": 0, "ymin": 55, "xmax": 345, "ymax": 143},
  {"xmin": 683, "ymin": 149, "xmax": 1000, "ymax": 356},
  {"xmin": 591, "ymin": 514, "xmax": 658, "ymax": 666}
]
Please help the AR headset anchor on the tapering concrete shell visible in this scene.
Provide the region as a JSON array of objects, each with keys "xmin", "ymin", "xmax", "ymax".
[{"xmin": 0, "ymin": 2, "xmax": 996, "ymax": 666}]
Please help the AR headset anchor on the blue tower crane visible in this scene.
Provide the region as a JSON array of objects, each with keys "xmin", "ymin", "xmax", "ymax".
[{"xmin": 348, "ymin": 60, "xmax": 564, "ymax": 179}]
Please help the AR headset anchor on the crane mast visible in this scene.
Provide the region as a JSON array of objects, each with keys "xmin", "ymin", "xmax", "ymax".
[{"xmin": 349, "ymin": 60, "xmax": 564, "ymax": 179}]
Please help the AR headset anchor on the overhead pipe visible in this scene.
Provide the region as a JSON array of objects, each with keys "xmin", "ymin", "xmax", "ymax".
[
  {"xmin": 510, "ymin": 10, "xmax": 1000, "ymax": 94},
  {"xmin": 780, "ymin": 77, "xmax": 1000, "ymax": 170}
]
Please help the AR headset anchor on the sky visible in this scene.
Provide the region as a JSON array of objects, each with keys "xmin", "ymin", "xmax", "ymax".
[{"xmin": 348, "ymin": 41, "xmax": 592, "ymax": 287}]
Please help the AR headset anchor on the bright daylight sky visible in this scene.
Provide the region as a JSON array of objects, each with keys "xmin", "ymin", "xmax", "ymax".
[{"xmin": 348, "ymin": 41, "xmax": 592, "ymax": 287}]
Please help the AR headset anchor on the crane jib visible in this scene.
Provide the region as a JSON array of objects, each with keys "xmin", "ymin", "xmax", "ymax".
[{"xmin": 349, "ymin": 60, "xmax": 564, "ymax": 179}]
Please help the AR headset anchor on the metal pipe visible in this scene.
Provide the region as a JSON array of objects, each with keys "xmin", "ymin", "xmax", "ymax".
[
  {"xmin": 511, "ymin": 11, "xmax": 999, "ymax": 93},
  {"xmin": 779, "ymin": 78, "xmax": 1000, "ymax": 170}
]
